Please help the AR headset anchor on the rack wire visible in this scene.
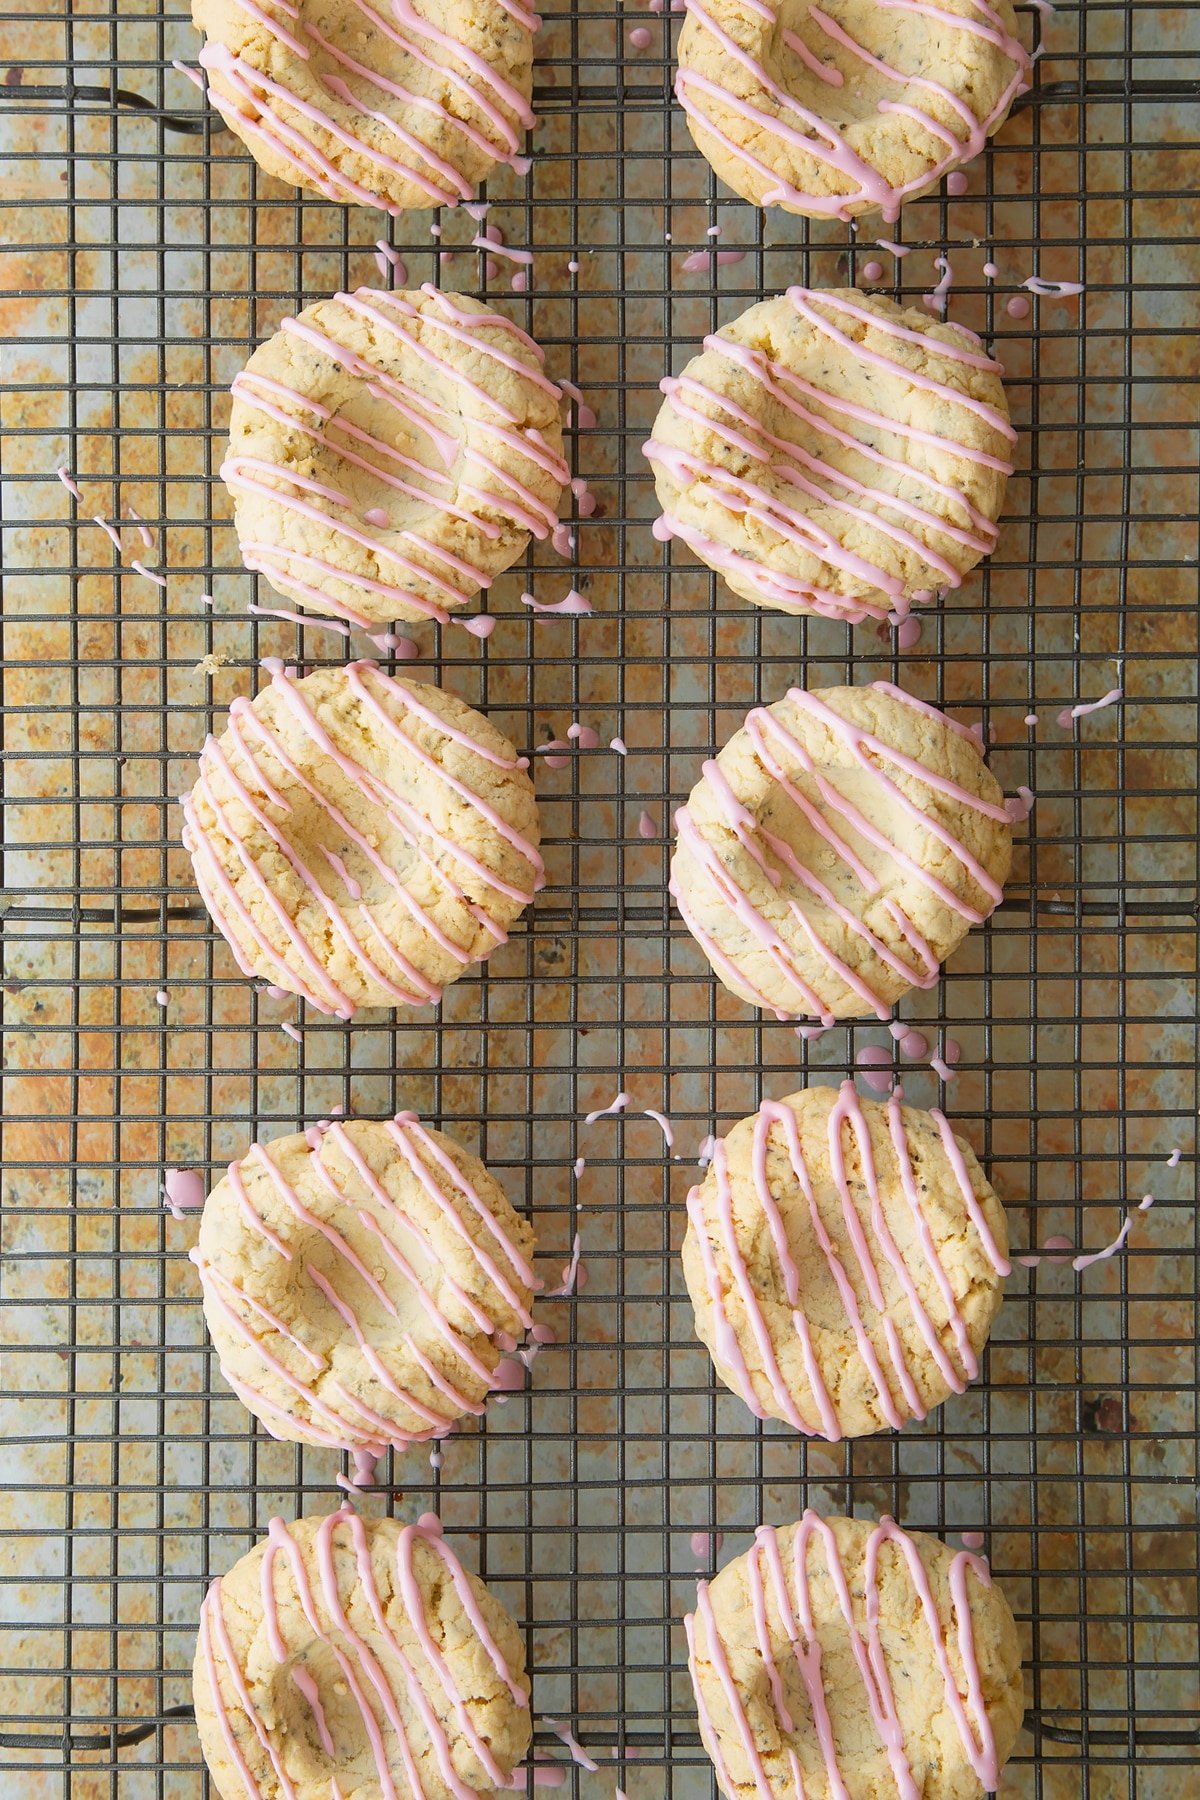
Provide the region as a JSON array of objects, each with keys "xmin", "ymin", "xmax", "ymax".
[{"xmin": 1, "ymin": 0, "xmax": 1198, "ymax": 1795}]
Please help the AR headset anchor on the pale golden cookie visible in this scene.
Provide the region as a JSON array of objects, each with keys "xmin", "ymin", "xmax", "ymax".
[
  {"xmin": 181, "ymin": 662, "xmax": 543, "ymax": 1018},
  {"xmin": 675, "ymin": 0, "xmax": 1030, "ymax": 221},
  {"xmin": 192, "ymin": 0, "xmax": 538, "ymax": 213},
  {"xmin": 194, "ymin": 1512, "xmax": 532, "ymax": 1800},
  {"xmin": 226, "ymin": 286, "xmax": 568, "ymax": 631},
  {"xmin": 682, "ymin": 1082, "xmax": 1010, "ymax": 1439},
  {"xmin": 687, "ymin": 1512, "xmax": 1024, "ymax": 1800},
  {"xmin": 670, "ymin": 682, "xmax": 1014, "ymax": 1021},
  {"xmin": 195, "ymin": 1114, "xmax": 540, "ymax": 1453},
  {"xmin": 646, "ymin": 287, "xmax": 1014, "ymax": 627}
]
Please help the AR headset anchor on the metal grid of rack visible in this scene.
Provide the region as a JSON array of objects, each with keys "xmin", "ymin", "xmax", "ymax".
[{"xmin": 1, "ymin": 0, "xmax": 1198, "ymax": 1795}]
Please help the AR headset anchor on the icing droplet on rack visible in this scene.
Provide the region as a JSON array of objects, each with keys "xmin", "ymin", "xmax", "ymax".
[
  {"xmin": 1057, "ymin": 686, "xmax": 1122, "ymax": 728},
  {"xmin": 163, "ymin": 1168, "xmax": 207, "ymax": 1216}
]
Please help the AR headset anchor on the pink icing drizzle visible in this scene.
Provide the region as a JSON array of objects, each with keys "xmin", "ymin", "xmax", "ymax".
[
  {"xmin": 229, "ymin": 288, "xmax": 568, "ymax": 630},
  {"xmin": 196, "ymin": 0, "xmax": 535, "ymax": 214}
]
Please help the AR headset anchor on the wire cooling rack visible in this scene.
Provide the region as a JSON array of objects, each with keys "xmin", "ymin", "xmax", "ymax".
[{"xmin": 1, "ymin": 1, "xmax": 1199, "ymax": 1795}]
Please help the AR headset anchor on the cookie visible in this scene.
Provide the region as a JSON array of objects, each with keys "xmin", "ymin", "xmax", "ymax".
[
  {"xmin": 194, "ymin": 1511, "xmax": 532, "ymax": 1800},
  {"xmin": 674, "ymin": 0, "xmax": 1029, "ymax": 221},
  {"xmin": 190, "ymin": 0, "xmax": 538, "ymax": 214},
  {"xmin": 669, "ymin": 682, "xmax": 1014, "ymax": 1022},
  {"xmin": 181, "ymin": 661, "xmax": 543, "ymax": 1017},
  {"xmin": 682, "ymin": 1082, "xmax": 1010, "ymax": 1440},
  {"xmin": 194, "ymin": 1113, "xmax": 540, "ymax": 1453},
  {"xmin": 686, "ymin": 1511, "xmax": 1024, "ymax": 1800},
  {"xmin": 645, "ymin": 287, "xmax": 1015, "ymax": 627},
  {"xmin": 226, "ymin": 286, "xmax": 568, "ymax": 632}
]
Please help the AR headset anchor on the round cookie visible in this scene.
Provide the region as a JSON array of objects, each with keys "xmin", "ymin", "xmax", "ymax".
[
  {"xmin": 194, "ymin": 1113, "xmax": 540, "ymax": 1453},
  {"xmin": 226, "ymin": 286, "xmax": 568, "ymax": 631},
  {"xmin": 181, "ymin": 661, "xmax": 543, "ymax": 1018},
  {"xmin": 190, "ymin": 0, "xmax": 538, "ymax": 214},
  {"xmin": 682, "ymin": 1082, "xmax": 1010, "ymax": 1439},
  {"xmin": 194, "ymin": 1511, "xmax": 533, "ymax": 1800},
  {"xmin": 686, "ymin": 1512, "xmax": 1024, "ymax": 1800},
  {"xmin": 674, "ymin": 0, "xmax": 1030, "ymax": 221},
  {"xmin": 669, "ymin": 682, "xmax": 1015, "ymax": 1022},
  {"xmin": 645, "ymin": 287, "xmax": 1015, "ymax": 627}
]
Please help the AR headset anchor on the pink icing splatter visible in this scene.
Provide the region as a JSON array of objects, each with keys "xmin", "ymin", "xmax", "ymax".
[
  {"xmin": 894, "ymin": 612, "xmax": 923, "ymax": 648},
  {"xmin": 559, "ymin": 379, "xmax": 597, "ymax": 430},
  {"xmin": 923, "ymin": 254, "xmax": 954, "ymax": 316},
  {"xmin": 543, "ymin": 1720, "xmax": 599, "ymax": 1772},
  {"xmin": 585, "ymin": 1092, "xmax": 630, "ymax": 1126},
  {"xmin": 637, "ymin": 810, "xmax": 659, "ymax": 839},
  {"xmin": 57, "ymin": 466, "xmax": 85, "ymax": 501},
  {"xmin": 1023, "ymin": 275, "xmax": 1085, "ymax": 298},
  {"xmin": 690, "ymin": 1529, "xmax": 724, "ymax": 1560},
  {"xmin": 155, "ymin": 989, "xmax": 170, "ymax": 1007},
  {"xmin": 946, "ymin": 170, "xmax": 969, "ymax": 195},
  {"xmin": 521, "ymin": 588, "xmax": 594, "ymax": 615},
  {"xmin": 1005, "ymin": 294, "xmax": 1031, "ymax": 319},
  {"xmin": 861, "ymin": 259, "xmax": 884, "ymax": 282},
  {"xmin": 163, "ymin": 1168, "xmax": 207, "ymax": 1216},
  {"xmin": 855, "ymin": 1045, "xmax": 895, "ymax": 1093},
  {"xmin": 961, "ymin": 1529, "xmax": 986, "ymax": 1550},
  {"xmin": 1057, "ymin": 686, "xmax": 1123, "ymax": 728},
  {"xmin": 629, "ymin": 24, "xmax": 653, "ymax": 48},
  {"xmin": 373, "ymin": 240, "xmax": 407, "ymax": 285}
]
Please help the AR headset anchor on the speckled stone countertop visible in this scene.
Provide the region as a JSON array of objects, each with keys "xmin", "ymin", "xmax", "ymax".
[{"xmin": 1, "ymin": 2, "xmax": 1198, "ymax": 1796}]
